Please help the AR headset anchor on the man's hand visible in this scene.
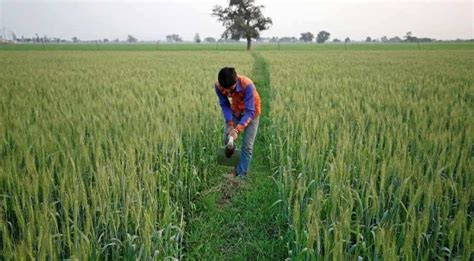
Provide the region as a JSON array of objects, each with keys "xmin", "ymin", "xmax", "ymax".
[
  {"xmin": 225, "ymin": 122, "xmax": 233, "ymax": 135},
  {"xmin": 228, "ymin": 128, "xmax": 238, "ymax": 141},
  {"xmin": 225, "ymin": 121, "xmax": 234, "ymax": 136}
]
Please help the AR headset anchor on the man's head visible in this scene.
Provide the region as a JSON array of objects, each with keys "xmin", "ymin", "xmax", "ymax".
[{"xmin": 218, "ymin": 67, "xmax": 237, "ymax": 89}]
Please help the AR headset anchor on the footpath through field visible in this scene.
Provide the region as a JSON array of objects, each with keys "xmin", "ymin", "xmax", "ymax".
[{"xmin": 184, "ymin": 53, "xmax": 287, "ymax": 259}]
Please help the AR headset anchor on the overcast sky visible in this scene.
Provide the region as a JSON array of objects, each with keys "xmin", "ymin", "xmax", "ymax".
[{"xmin": 1, "ymin": 0, "xmax": 472, "ymax": 41}]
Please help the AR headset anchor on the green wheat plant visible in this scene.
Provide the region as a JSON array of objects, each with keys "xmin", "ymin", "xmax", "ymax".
[
  {"xmin": 0, "ymin": 51, "xmax": 252, "ymax": 259},
  {"xmin": 265, "ymin": 50, "xmax": 473, "ymax": 259}
]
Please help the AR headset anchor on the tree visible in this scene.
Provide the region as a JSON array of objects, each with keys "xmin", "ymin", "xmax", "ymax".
[
  {"xmin": 299, "ymin": 32, "xmax": 314, "ymax": 42},
  {"xmin": 194, "ymin": 33, "xmax": 201, "ymax": 43},
  {"xmin": 316, "ymin": 31, "xmax": 330, "ymax": 44},
  {"xmin": 127, "ymin": 35, "xmax": 137, "ymax": 43},
  {"xmin": 72, "ymin": 36, "xmax": 79, "ymax": 43},
  {"xmin": 333, "ymin": 38, "xmax": 341, "ymax": 43},
  {"xmin": 279, "ymin": 36, "xmax": 297, "ymax": 42},
  {"xmin": 381, "ymin": 35, "xmax": 388, "ymax": 42},
  {"xmin": 204, "ymin": 37, "xmax": 217, "ymax": 43},
  {"xmin": 404, "ymin": 31, "xmax": 417, "ymax": 42},
  {"xmin": 389, "ymin": 36, "xmax": 401, "ymax": 42},
  {"xmin": 166, "ymin": 34, "xmax": 182, "ymax": 42},
  {"xmin": 418, "ymin": 37, "xmax": 433, "ymax": 43},
  {"xmin": 204, "ymin": 37, "xmax": 216, "ymax": 43},
  {"xmin": 344, "ymin": 37, "xmax": 351, "ymax": 43},
  {"xmin": 212, "ymin": 0, "xmax": 272, "ymax": 51},
  {"xmin": 365, "ymin": 36, "xmax": 372, "ymax": 42}
]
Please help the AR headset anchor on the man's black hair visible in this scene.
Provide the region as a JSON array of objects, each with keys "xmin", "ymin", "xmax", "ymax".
[{"xmin": 218, "ymin": 67, "xmax": 237, "ymax": 89}]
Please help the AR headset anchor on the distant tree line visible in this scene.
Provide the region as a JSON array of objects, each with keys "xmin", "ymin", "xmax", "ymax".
[
  {"xmin": 4, "ymin": 33, "xmax": 125, "ymax": 44},
  {"xmin": 254, "ymin": 30, "xmax": 331, "ymax": 44},
  {"xmin": 2, "ymin": 30, "xmax": 472, "ymax": 45},
  {"xmin": 7, "ymin": 33, "xmax": 69, "ymax": 44},
  {"xmin": 362, "ymin": 32, "xmax": 436, "ymax": 43},
  {"xmin": 257, "ymin": 31, "xmax": 444, "ymax": 44},
  {"xmin": 166, "ymin": 34, "xmax": 182, "ymax": 43}
]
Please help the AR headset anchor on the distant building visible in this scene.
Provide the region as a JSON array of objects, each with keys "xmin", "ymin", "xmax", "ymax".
[{"xmin": 0, "ymin": 37, "xmax": 14, "ymax": 44}]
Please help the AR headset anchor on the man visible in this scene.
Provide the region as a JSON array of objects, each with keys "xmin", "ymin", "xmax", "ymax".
[{"xmin": 215, "ymin": 67, "xmax": 261, "ymax": 178}]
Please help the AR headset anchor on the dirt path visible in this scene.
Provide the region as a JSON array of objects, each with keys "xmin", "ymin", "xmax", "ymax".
[{"xmin": 183, "ymin": 53, "xmax": 287, "ymax": 259}]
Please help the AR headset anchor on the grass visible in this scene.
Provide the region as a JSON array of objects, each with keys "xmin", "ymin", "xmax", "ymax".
[{"xmin": 184, "ymin": 52, "xmax": 287, "ymax": 259}]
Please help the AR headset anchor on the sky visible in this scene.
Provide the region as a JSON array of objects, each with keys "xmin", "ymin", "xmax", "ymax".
[{"xmin": 0, "ymin": 0, "xmax": 472, "ymax": 41}]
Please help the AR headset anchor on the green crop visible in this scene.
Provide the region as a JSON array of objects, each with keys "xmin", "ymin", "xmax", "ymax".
[
  {"xmin": 1, "ymin": 45, "xmax": 472, "ymax": 259},
  {"xmin": 264, "ymin": 50, "xmax": 473, "ymax": 259},
  {"xmin": 0, "ymin": 51, "xmax": 252, "ymax": 259}
]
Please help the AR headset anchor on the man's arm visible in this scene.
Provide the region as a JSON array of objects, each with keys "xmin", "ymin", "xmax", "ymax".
[
  {"xmin": 235, "ymin": 84, "xmax": 256, "ymax": 133},
  {"xmin": 215, "ymin": 85, "xmax": 233, "ymax": 125}
]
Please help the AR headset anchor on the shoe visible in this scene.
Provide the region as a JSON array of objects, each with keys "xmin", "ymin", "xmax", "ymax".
[{"xmin": 235, "ymin": 174, "xmax": 247, "ymax": 180}]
